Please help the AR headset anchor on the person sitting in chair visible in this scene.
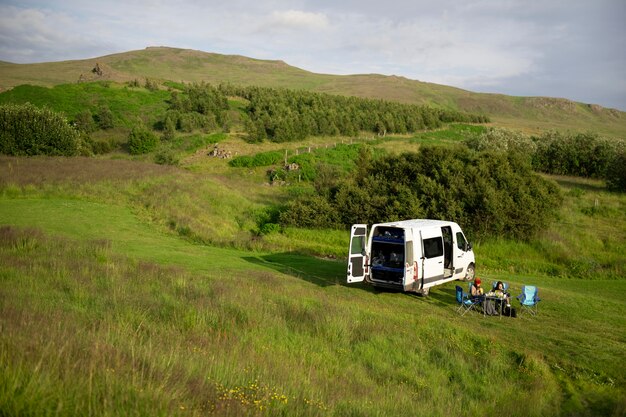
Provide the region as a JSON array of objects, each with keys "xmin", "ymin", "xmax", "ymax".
[
  {"xmin": 472, "ymin": 277, "xmax": 498, "ymax": 315},
  {"xmin": 471, "ymin": 277, "xmax": 484, "ymax": 297},
  {"xmin": 494, "ymin": 281, "xmax": 511, "ymax": 307}
]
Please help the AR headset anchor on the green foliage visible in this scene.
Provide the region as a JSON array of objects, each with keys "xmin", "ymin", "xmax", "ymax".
[
  {"xmin": 465, "ymin": 128, "xmax": 626, "ymax": 186},
  {"xmin": 153, "ymin": 146, "xmax": 179, "ymax": 166},
  {"xmin": 127, "ymin": 126, "xmax": 159, "ymax": 155},
  {"xmin": 89, "ymin": 138, "xmax": 117, "ymax": 155},
  {"xmin": 531, "ymin": 131, "xmax": 625, "ymax": 179},
  {"xmin": 229, "ymin": 151, "xmax": 284, "ymax": 168},
  {"xmin": 280, "ymin": 146, "xmax": 562, "ymax": 241},
  {"xmin": 159, "ymin": 83, "xmax": 228, "ymax": 135},
  {"xmin": 279, "ymin": 195, "xmax": 341, "ymax": 229},
  {"xmin": 0, "ymin": 83, "xmax": 170, "ymax": 129},
  {"xmin": 73, "ymin": 109, "xmax": 97, "ymax": 133},
  {"xmin": 95, "ymin": 105, "xmax": 114, "ymax": 129},
  {"xmin": 144, "ymin": 78, "xmax": 160, "ymax": 91},
  {"xmin": 465, "ymin": 127, "xmax": 536, "ymax": 154},
  {"xmin": 0, "ymin": 103, "xmax": 83, "ymax": 156},
  {"xmin": 224, "ymin": 85, "xmax": 489, "ymax": 142},
  {"xmin": 606, "ymin": 150, "xmax": 626, "ymax": 192}
]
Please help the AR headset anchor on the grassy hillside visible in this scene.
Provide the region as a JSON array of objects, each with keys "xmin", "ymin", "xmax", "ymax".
[
  {"xmin": 0, "ymin": 129, "xmax": 625, "ymax": 416},
  {"xmin": 1, "ymin": 44, "xmax": 625, "ymax": 414},
  {"xmin": 1, "ymin": 47, "xmax": 624, "ymax": 137}
]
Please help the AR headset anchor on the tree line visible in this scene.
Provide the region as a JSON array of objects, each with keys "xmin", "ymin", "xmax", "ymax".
[
  {"xmin": 218, "ymin": 84, "xmax": 489, "ymax": 142},
  {"xmin": 465, "ymin": 128, "xmax": 626, "ymax": 191}
]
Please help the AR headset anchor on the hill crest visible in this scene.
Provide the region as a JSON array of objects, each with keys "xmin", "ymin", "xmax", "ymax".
[{"xmin": 0, "ymin": 46, "xmax": 623, "ymax": 136}]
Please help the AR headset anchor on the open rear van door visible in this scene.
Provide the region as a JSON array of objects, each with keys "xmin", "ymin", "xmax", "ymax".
[{"xmin": 347, "ymin": 224, "xmax": 368, "ymax": 283}]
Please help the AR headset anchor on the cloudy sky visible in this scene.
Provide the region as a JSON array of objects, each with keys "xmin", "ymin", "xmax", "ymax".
[{"xmin": 1, "ymin": 0, "xmax": 625, "ymax": 110}]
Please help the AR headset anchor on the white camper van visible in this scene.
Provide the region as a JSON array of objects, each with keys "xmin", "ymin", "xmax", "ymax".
[{"xmin": 347, "ymin": 219, "xmax": 475, "ymax": 295}]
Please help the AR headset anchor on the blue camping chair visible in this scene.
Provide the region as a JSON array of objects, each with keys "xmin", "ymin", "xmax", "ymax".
[
  {"xmin": 517, "ymin": 285, "xmax": 541, "ymax": 316},
  {"xmin": 456, "ymin": 285, "xmax": 482, "ymax": 316}
]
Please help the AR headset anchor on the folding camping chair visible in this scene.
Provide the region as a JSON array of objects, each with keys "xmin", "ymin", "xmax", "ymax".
[
  {"xmin": 516, "ymin": 285, "xmax": 541, "ymax": 316},
  {"xmin": 456, "ymin": 285, "xmax": 482, "ymax": 316}
]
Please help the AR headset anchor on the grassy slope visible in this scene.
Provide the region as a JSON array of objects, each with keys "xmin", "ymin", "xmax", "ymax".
[
  {"xmin": 1, "ymin": 47, "xmax": 624, "ymax": 137},
  {"xmin": 0, "ymin": 150, "xmax": 625, "ymax": 416}
]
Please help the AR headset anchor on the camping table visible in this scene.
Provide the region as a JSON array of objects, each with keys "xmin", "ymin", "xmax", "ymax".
[{"xmin": 485, "ymin": 294, "xmax": 506, "ymax": 318}]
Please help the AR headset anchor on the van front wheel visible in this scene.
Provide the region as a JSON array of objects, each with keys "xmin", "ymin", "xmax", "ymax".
[{"xmin": 465, "ymin": 264, "xmax": 475, "ymax": 281}]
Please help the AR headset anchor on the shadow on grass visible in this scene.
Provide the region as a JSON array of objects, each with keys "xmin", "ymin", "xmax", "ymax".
[
  {"xmin": 419, "ymin": 284, "xmax": 459, "ymax": 308},
  {"xmin": 243, "ymin": 252, "xmax": 376, "ymax": 294},
  {"xmin": 243, "ymin": 252, "xmax": 466, "ymax": 305}
]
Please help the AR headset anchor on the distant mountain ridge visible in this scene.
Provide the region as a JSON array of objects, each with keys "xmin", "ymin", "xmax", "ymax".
[{"xmin": 0, "ymin": 46, "xmax": 624, "ymax": 137}]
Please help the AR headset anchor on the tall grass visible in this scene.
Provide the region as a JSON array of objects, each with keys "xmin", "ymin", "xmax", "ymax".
[
  {"xmin": 0, "ymin": 144, "xmax": 625, "ymax": 415},
  {"xmin": 6, "ymin": 225, "xmax": 621, "ymax": 416}
]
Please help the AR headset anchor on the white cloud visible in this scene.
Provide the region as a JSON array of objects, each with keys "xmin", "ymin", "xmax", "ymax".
[{"xmin": 269, "ymin": 10, "xmax": 329, "ymax": 30}]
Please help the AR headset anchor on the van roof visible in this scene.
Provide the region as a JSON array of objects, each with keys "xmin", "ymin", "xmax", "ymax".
[{"xmin": 372, "ymin": 219, "xmax": 458, "ymax": 229}]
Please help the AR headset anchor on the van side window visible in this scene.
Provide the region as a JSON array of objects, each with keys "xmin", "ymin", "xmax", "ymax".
[
  {"xmin": 423, "ymin": 237, "xmax": 443, "ymax": 259},
  {"xmin": 456, "ymin": 232, "xmax": 467, "ymax": 251}
]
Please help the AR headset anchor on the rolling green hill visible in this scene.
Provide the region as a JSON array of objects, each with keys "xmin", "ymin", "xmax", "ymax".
[
  {"xmin": 1, "ymin": 46, "xmax": 624, "ymax": 137},
  {"xmin": 1, "ymin": 45, "xmax": 625, "ymax": 416},
  {"xmin": 1, "ymin": 154, "xmax": 624, "ymax": 416}
]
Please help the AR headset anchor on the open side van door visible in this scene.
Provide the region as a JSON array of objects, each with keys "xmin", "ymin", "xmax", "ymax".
[
  {"xmin": 419, "ymin": 226, "xmax": 445, "ymax": 288},
  {"xmin": 347, "ymin": 224, "xmax": 368, "ymax": 283}
]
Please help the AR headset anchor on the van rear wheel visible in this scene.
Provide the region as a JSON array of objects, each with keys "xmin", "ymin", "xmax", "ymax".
[{"xmin": 465, "ymin": 264, "xmax": 475, "ymax": 281}]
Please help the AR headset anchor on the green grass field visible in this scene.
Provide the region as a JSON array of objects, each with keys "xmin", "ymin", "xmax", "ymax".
[{"xmin": 1, "ymin": 142, "xmax": 625, "ymax": 416}]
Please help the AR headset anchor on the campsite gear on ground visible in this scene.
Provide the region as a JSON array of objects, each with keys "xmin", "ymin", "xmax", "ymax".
[
  {"xmin": 348, "ymin": 219, "xmax": 475, "ymax": 295},
  {"xmin": 502, "ymin": 305, "xmax": 517, "ymax": 317},
  {"xmin": 456, "ymin": 285, "xmax": 482, "ymax": 316},
  {"xmin": 517, "ymin": 285, "xmax": 541, "ymax": 316}
]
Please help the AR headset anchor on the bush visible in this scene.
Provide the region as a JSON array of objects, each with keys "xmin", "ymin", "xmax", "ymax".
[
  {"xmin": 95, "ymin": 106, "xmax": 114, "ymax": 130},
  {"xmin": 279, "ymin": 195, "xmax": 341, "ymax": 229},
  {"xmin": 128, "ymin": 126, "xmax": 159, "ymax": 155},
  {"xmin": 280, "ymin": 146, "xmax": 562, "ymax": 241},
  {"xmin": 73, "ymin": 110, "xmax": 97, "ymax": 133},
  {"xmin": 0, "ymin": 103, "xmax": 83, "ymax": 156},
  {"xmin": 532, "ymin": 131, "xmax": 625, "ymax": 178},
  {"xmin": 465, "ymin": 127, "xmax": 536, "ymax": 155},
  {"xmin": 153, "ymin": 146, "xmax": 180, "ymax": 165},
  {"xmin": 606, "ymin": 151, "xmax": 626, "ymax": 192},
  {"xmin": 90, "ymin": 139, "xmax": 116, "ymax": 155}
]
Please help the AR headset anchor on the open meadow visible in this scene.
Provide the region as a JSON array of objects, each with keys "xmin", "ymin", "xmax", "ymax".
[{"xmin": 1, "ymin": 128, "xmax": 625, "ymax": 417}]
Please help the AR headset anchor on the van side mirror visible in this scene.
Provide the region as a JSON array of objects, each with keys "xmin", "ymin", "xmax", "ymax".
[{"xmin": 466, "ymin": 242, "xmax": 472, "ymax": 251}]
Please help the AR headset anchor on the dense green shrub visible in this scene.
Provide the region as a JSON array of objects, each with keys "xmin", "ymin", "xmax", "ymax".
[
  {"xmin": 163, "ymin": 83, "xmax": 228, "ymax": 134},
  {"xmin": 279, "ymin": 195, "xmax": 341, "ymax": 229},
  {"xmin": 219, "ymin": 85, "xmax": 488, "ymax": 142},
  {"xmin": 465, "ymin": 127, "xmax": 536, "ymax": 154},
  {"xmin": 73, "ymin": 110, "xmax": 97, "ymax": 133},
  {"xmin": 466, "ymin": 128, "xmax": 626, "ymax": 185},
  {"xmin": 532, "ymin": 131, "xmax": 625, "ymax": 178},
  {"xmin": 153, "ymin": 146, "xmax": 179, "ymax": 165},
  {"xmin": 95, "ymin": 105, "xmax": 114, "ymax": 129},
  {"xmin": 280, "ymin": 146, "xmax": 562, "ymax": 240},
  {"xmin": 128, "ymin": 126, "xmax": 159, "ymax": 155},
  {"xmin": 606, "ymin": 151, "xmax": 626, "ymax": 192},
  {"xmin": 0, "ymin": 103, "xmax": 83, "ymax": 156},
  {"xmin": 90, "ymin": 139, "xmax": 116, "ymax": 155}
]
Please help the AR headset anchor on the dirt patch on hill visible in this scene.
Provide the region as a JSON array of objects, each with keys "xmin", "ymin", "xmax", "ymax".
[{"xmin": 0, "ymin": 156, "xmax": 183, "ymax": 187}]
